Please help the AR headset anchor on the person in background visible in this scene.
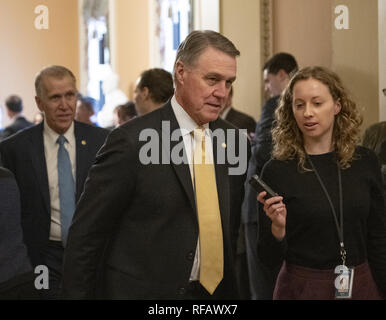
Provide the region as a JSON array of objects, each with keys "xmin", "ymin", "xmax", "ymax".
[
  {"xmin": 362, "ymin": 121, "xmax": 386, "ymax": 164},
  {"xmin": 241, "ymin": 52, "xmax": 298, "ymax": 299},
  {"xmin": 220, "ymin": 86, "xmax": 256, "ymax": 139},
  {"xmin": 0, "ymin": 166, "xmax": 37, "ymax": 299},
  {"xmin": 133, "ymin": 68, "xmax": 174, "ymax": 116},
  {"xmin": 257, "ymin": 66, "xmax": 386, "ymax": 299},
  {"xmin": 113, "ymin": 101, "xmax": 137, "ymax": 127},
  {"xmin": 0, "ymin": 65, "xmax": 109, "ymax": 299},
  {"xmin": 0, "ymin": 95, "xmax": 33, "ymax": 140},
  {"xmin": 75, "ymin": 96, "xmax": 97, "ymax": 126},
  {"xmin": 362, "ymin": 121, "xmax": 386, "ymax": 199}
]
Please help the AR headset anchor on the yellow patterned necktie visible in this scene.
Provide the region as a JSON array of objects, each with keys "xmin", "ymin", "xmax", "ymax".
[{"xmin": 192, "ymin": 127, "xmax": 224, "ymax": 294}]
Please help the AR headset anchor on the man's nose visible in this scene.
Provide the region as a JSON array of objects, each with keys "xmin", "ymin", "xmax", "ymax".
[
  {"xmin": 59, "ymin": 96, "xmax": 73, "ymax": 109},
  {"xmin": 213, "ymin": 82, "xmax": 227, "ymax": 98},
  {"xmin": 58, "ymin": 96, "xmax": 67, "ymax": 107}
]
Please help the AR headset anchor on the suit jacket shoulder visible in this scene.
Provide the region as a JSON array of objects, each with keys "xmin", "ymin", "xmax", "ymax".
[
  {"xmin": 0, "ymin": 124, "xmax": 42, "ymax": 159},
  {"xmin": 225, "ymin": 108, "xmax": 256, "ymax": 134},
  {"xmin": 0, "ymin": 117, "xmax": 33, "ymax": 140},
  {"xmin": 74, "ymin": 121, "xmax": 109, "ymax": 140},
  {"xmin": 0, "ymin": 166, "xmax": 14, "ymax": 179}
]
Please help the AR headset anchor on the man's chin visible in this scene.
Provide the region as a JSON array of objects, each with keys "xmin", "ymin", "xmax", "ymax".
[{"xmin": 200, "ymin": 113, "xmax": 220, "ymax": 125}]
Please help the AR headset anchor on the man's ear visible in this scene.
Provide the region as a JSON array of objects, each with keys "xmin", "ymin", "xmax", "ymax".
[
  {"xmin": 174, "ymin": 61, "xmax": 185, "ymax": 85},
  {"xmin": 35, "ymin": 96, "xmax": 43, "ymax": 112},
  {"xmin": 142, "ymin": 87, "xmax": 150, "ymax": 100},
  {"xmin": 278, "ymin": 69, "xmax": 288, "ymax": 81}
]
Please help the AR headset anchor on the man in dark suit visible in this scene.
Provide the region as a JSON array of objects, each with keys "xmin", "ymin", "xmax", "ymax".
[
  {"xmin": 0, "ymin": 66, "xmax": 109, "ymax": 299},
  {"xmin": 0, "ymin": 166, "xmax": 36, "ymax": 299},
  {"xmin": 62, "ymin": 30, "xmax": 250, "ymax": 299},
  {"xmin": 0, "ymin": 95, "xmax": 33, "ymax": 140},
  {"xmin": 220, "ymin": 87, "xmax": 256, "ymax": 139},
  {"xmin": 241, "ymin": 52, "xmax": 298, "ymax": 299}
]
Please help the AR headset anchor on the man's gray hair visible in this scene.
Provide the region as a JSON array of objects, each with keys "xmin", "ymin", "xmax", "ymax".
[
  {"xmin": 173, "ymin": 30, "xmax": 240, "ymax": 79},
  {"xmin": 35, "ymin": 65, "xmax": 76, "ymax": 98}
]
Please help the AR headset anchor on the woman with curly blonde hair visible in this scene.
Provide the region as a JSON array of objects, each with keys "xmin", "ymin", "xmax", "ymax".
[
  {"xmin": 256, "ymin": 66, "xmax": 386, "ymax": 300},
  {"xmin": 273, "ymin": 66, "xmax": 363, "ymax": 171}
]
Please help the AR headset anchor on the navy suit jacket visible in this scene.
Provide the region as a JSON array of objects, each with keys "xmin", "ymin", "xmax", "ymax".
[
  {"xmin": 224, "ymin": 107, "xmax": 256, "ymax": 137},
  {"xmin": 242, "ymin": 95, "xmax": 279, "ymax": 224},
  {"xmin": 0, "ymin": 121, "xmax": 109, "ymax": 267},
  {"xmin": 62, "ymin": 102, "xmax": 250, "ymax": 299},
  {"xmin": 0, "ymin": 167, "xmax": 32, "ymax": 287},
  {"xmin": 0, "ymin": 116, "xmax": 33, "ymax": 141}
]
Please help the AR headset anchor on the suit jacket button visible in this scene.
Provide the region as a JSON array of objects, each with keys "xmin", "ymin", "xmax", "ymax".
[
  {"xmin": 187, "ymin": 251, "xmax": 194, "ymax": 261},
  {"xmin": 178, "ymin": 287, "xmax": 186, "ymax": 295}
]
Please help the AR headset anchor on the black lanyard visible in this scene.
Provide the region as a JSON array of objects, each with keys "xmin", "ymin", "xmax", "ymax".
[{"xmin": 307, "ymin": 155, "xmax": 346, "ymax": 266}]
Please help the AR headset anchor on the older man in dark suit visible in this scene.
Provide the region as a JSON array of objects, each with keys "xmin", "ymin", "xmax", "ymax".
[
  {"xmin": 0, "ymin": 66, "xmax": 109, "ymax": 299},
  {"xmin": 62, "ymin": 30, "xmax": 250, "ymax": 299}
]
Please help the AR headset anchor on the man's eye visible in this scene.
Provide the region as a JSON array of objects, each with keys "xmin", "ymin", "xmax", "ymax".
[{"xmin": 206, "ymin": 77, "xmax": 218, "ymax": 84}]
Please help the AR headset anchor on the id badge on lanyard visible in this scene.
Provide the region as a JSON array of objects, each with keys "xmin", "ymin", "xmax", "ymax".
[
  {"xmin": 334, "ymin": 265, "xmax": 354, "ymax": 299},
  {"xmin": 308, "ymin": 156, "xmax": 354, "ymax": 299}
]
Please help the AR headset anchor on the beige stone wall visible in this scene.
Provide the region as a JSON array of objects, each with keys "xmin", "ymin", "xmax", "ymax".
[
  {"xmin": 273, "ymin": 0, "xmax": 332, "ymax": 69},
  {"xmin": 0, "ymin": 0, "xmax": 79, "ymax": 126},
  {"xmin": 272, "ymin": 0, "xmax": 381, "ymax": 131},
  {"xmin": 378, "ymin": 0, "xmax": 386, "ymax": 121},
  {"xmin": 113, "ymin": 0, "xmax": 150, "ymax": 100},
  {"xmin": 220, "ymin": 0, "xmax": 261, "ymax": 121},
  {"xmin": 331, "ymin": 0, "xmax": 379, "ymax": 133}
]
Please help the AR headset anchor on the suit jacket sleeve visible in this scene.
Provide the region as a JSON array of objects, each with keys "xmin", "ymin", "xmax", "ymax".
[{"xmin": 62, "ymin": 126, "xmax": 138, "ymax": 299}]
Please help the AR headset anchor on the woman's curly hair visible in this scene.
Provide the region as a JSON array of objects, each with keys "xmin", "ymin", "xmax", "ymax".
[{"xmin": 272, "ymin": 66, "xmax": 363, "ymax": 171}]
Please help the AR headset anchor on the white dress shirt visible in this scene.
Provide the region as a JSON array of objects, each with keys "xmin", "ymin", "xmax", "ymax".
[
  {"xmin": 43, "ymin": 120, "xmax": 76, "ymax": 241},
  {"xmin": 171, "ymin": 95, "xmax": 216, "ymax": 281}
]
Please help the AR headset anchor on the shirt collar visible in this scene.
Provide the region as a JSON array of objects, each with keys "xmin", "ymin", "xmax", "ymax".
[
  {"xmin": 43, "ymin": 119, "xmax": 75, "ymax": 147},
  {"xmin": 171, "ymin": 95, "xmax": 209, "ymax": 136}
]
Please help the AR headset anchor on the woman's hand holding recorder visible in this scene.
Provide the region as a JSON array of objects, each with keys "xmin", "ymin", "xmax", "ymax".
[
  {"xmin": 257, "ymin": 192, "xmax": 286, "ymax": 241},
  {"xmin": 250, "ymin": 175, "xmax": 287, "ymax": 241}
]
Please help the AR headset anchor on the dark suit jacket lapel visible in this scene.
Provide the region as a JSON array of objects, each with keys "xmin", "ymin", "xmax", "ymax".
[
  {"xmin": 29, "ymin": 123, "xmax": 50, "ymax": 215},
  {"xmin": 74, "ymin": 121, "xmax": 90, "ymax": 201},
  {"xmin": 160, "ymin": 102, "xmax": 196, "ymax": 212},
  {"xmin": 225, "ymin": 108, "xmax": 236, "ymax": 123},
  {"xmin": 210, "ymin": 120, "xmax": 230, "ymax": 232}
]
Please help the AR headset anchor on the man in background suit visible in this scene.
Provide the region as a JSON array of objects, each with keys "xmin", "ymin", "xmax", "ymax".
[
  {"xmin": 62, "ymin": 30, "xmax": 250, "ymax": 299},
  {"xmin": 133, "ymin": 68, "xmax": 174, "ymax": 116},
  {"xmin": 220, "ymin": 87, "xmax": 256, "ymax": 139},
  {"xmin": 75, "ymin": 96, "xmax": 97, "ymax": 126},
  {"xmin": 0, "ymin": 66, "xmax": 109, "ymax": 299},
  {"xmin": 241, "ymin": 52, "xmax": 298, "ymax": 299},
  {"xmin": 0, "ymin": 95, "xmax": 33, "ymax": 140}
]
